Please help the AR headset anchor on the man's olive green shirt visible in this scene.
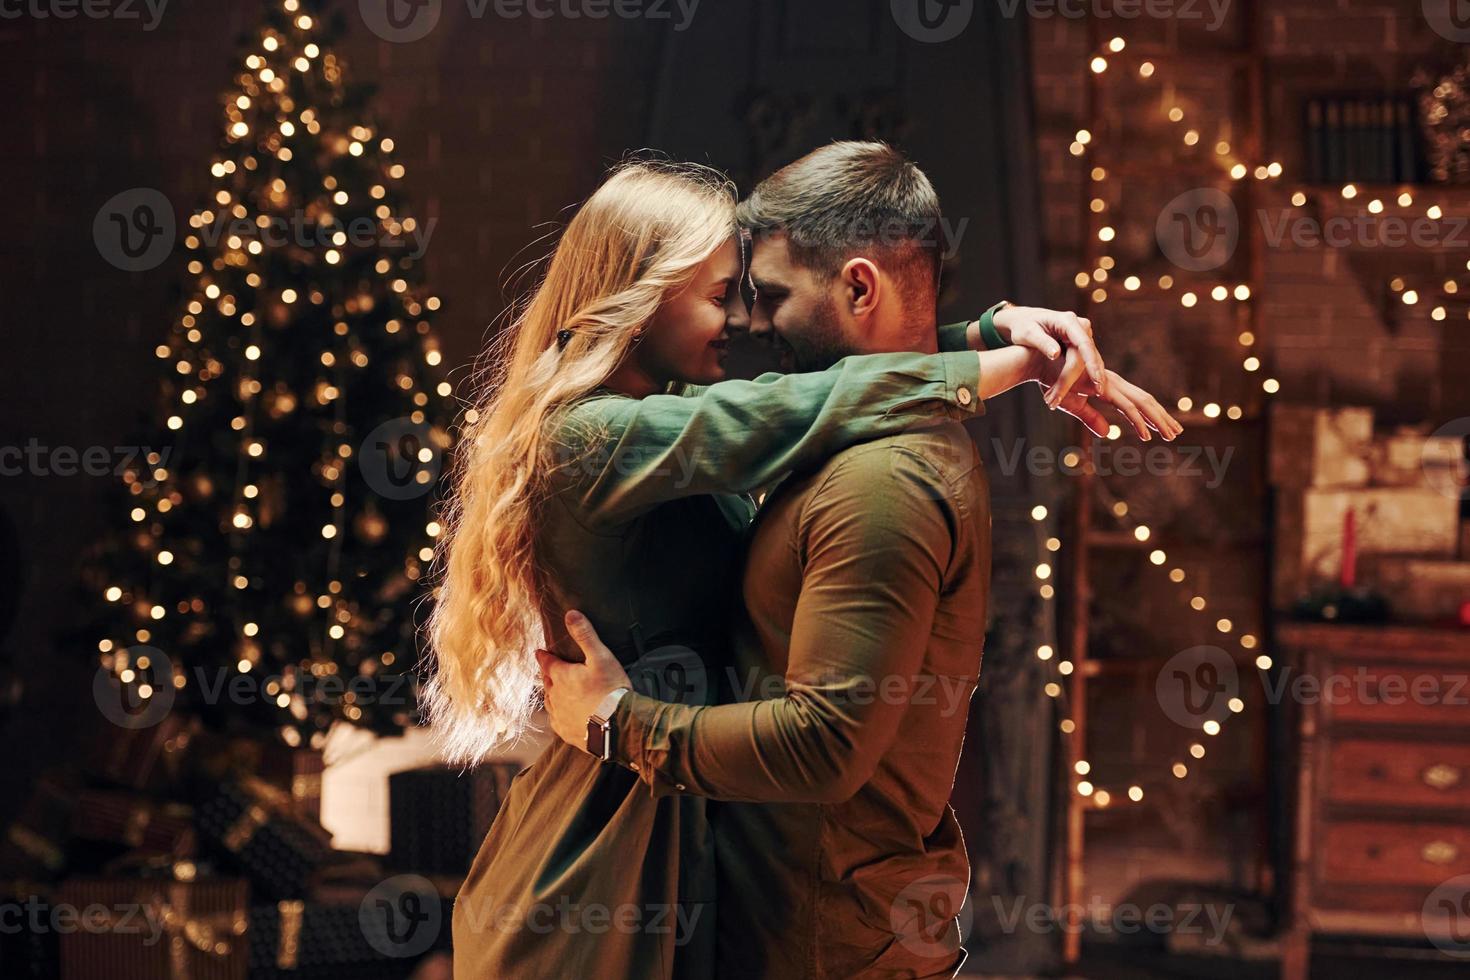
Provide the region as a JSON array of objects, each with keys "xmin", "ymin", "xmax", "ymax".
[{"xmin": 611, "ymin": 348, "xmax": 992, "ymax": 975}]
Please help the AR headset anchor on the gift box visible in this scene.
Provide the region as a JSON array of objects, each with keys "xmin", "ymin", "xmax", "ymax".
[
  {"xmin": 1269, "ymin": 406, "xmax": 1373, "ymax": 489},
  {"xmin": 388, "ymin": 764, "xmax": 520, "ymax": 877},
  {"xmin": 248, "ymin": 896, "xmax": 434, "ymax": 980},
  {"xmin": 1362, "ymin": 556, "xmax": 1470, "ymax": 621},
  {"xmin": 0, "ymin": 886, "xmax": 61, "ymax": 978},
  {"xmin": 0, "ymin": 775, "xmax": 79, "ymax": 880},
  {"xmin": 85, "ymin": 712, "xmax": 197, "ymax": 793},
  {"xmin": 72, "ymin": 791, "xmax": 196, "ymax": 861},
  {"xmin": 192, "ymin": 734, "xmax": 325, "ymax": 822},
  {"xmin": 1372, "ymin": 426, "xmax": 1469, "ymax": 489},
  {"xmin": 55, "ymin": 876, "xmax": 248, "ymax": 980},
  {"xmin": 1274, "ymin": 486, "xmax": 1462, "ymax": 608},
  {"xmin": 196, "ymin": 777, "xmax": 335, "ymax": 901}
]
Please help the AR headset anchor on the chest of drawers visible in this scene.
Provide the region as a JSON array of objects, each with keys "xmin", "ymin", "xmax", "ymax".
[{"xmin": 1278, "ymin": 623, "xmax": 1470, "ymax": 978}]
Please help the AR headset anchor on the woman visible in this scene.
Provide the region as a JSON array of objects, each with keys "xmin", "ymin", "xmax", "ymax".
[{"xmin": 428, "ymin": 160, "xmax": 1166, "ymax": 978}]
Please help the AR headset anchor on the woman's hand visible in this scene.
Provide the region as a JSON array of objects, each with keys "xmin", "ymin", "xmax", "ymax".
[
  {"xmin": 1033, "ymin": 354, "xmax": 1183, "ymax": 442},
  {"xmin": 990, "ymin": 305, "xmax": 1107, "ymax": 407}
]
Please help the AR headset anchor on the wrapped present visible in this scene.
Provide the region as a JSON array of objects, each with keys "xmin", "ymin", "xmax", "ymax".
[
  {"xmin": 388, "ymin": 764, "xmax": 519, "ymax": 877},
  {"xmin": 1372, "ymin": 426, "xmax": 1469, "ymax": 490},
  {"xmin": 248, "ymin": 896, "xmax": 435, "ymax": 980},
  {"xmin": 0, "ymin": 886, "xmax": 61, "ymax": 978},
  {"xmin": 86, "ymin": 712, "xmax": 197, "ymax": 792},
  {"xmin": 1275, "ymin": 486, "xmax": 1462, "ymax": 608},
  {"xmin": 0, "ymin": 775, "xmax": 78, "ymax": 880},
  {"xmin": 55, "ymin": 876, "xmax": 248, "ymax": 980},
  {"xmin": 192, "ymin": 734, "xmax": 325, "ymax": 822},
  {"xmin": 72, "ymin": 791, "xmax": 196, "ymax": 861},
  {"xmin": 1362, "ymin": 556, "xmax": 1470, "ymax": 621},
  {"xmin": 1269, "ymin": 406, "xmax": 1373, "ymax": 489},
  {"xmin": 196, "ymin": 777, "xmax": 334, "ymax": 901}
]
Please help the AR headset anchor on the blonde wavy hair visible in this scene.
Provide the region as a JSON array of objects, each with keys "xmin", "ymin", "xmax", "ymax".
[{"xmin": 425, "ymin": 160, "xmax": 738, "ymax": 765}]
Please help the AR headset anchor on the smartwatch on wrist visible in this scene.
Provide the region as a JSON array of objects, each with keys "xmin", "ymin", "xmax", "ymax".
[
  {"xmin": 978, "ymin": 300, "xmax": 1014, "ymax": 351},
  {"xmin": 586, "ymin": 687, "xmax": 631, "ymax": 762}
]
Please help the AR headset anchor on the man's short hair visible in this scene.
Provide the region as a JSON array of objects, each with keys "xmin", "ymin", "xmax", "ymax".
[{"xmin": 736, "ymin": 141, "xmax": 942, "ymax": 302}]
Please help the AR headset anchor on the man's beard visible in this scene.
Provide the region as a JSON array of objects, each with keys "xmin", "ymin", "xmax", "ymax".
[{"xmin": 784, "ymin": 294, "xmax": 850, "ymax": 372}]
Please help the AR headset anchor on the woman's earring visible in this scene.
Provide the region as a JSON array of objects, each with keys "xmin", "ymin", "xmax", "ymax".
[{"xmin": 556, "ymin": 329, "xmax": 573, "ymax": 351}]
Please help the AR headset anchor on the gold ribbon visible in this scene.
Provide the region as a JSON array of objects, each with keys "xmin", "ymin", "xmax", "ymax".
[
  {"xmin": 220, "ymin": 775, "xmax": 298, "ymax": 852},
  {"xmin": 124, "ymin": 805, "xmax": 153, "ymax": 847},
  {"xmin": 221, "ymin": 804, "xmax": 269, "ymax": 853},
  {"xmin": 6, "ymin": 826, "xmax": 63, "ymax": 869},
  {"xmin": 291, "ymin": 772, "xmax": 323, "ymax": 801},
  {"xmin": 83, "ymin": 881, "xmax": 247, "ymax": 978},
  {"xmin": 276, "ymin": 899, "xmax": 305, "ymax": 969}
]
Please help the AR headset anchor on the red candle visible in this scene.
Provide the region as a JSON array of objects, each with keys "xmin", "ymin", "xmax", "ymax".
[{"xmin": 1341, "ymin": 506, "xmax": 1357, "ymax": 589}]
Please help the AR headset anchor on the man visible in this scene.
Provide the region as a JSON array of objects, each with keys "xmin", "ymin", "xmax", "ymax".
[{"xmin": 539, "ymin": 141, "xmax": 1177, "ymax": 977}]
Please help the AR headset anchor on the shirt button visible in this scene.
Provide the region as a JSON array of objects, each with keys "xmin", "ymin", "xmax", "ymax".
[{"xmin": 957, "ymin": 386, "xmax": 973, "ymax": 407}]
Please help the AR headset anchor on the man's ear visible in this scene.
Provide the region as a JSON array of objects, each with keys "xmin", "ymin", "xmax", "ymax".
[{"xmin": 839, "ymin": 257, "xmax": 882, "ymax": 319}]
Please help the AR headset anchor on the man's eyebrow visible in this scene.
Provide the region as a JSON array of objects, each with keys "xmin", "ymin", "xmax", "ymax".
[{"xmin": 750, "ymin": 276, "xmax": 784, "ymax": 292}]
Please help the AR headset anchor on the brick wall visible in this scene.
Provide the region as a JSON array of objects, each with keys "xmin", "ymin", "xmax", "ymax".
[{"xmin": 1026, "ymin": 0, "xmax": 1470, "ymax": 907}]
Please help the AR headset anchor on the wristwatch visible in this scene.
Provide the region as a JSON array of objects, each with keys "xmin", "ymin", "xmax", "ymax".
[{"xmin": 586, "ymin": 687, "xmax": 632, "ymax": 762}]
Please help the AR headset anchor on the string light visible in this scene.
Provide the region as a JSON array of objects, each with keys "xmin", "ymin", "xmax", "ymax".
[
  {"xmin": 1054, "ymin": 35, "xmax": 1305, "ymax": 806},
  {"xmin": 91, "ymin": 0, "xmax": 452, "ymax": 745}
]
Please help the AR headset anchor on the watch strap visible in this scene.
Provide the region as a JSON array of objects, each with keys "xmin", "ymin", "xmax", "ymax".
[{"xmin": 978, "ymin": 300, "xmax": 1013, "ymax": 350}]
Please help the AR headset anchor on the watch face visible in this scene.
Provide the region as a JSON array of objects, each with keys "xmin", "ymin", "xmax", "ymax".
[{"xmin": 587, "ymin": 718, "xmax": 610, "ymax": 760}]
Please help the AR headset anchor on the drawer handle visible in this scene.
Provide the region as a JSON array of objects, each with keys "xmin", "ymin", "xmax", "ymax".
[
  {"xmin": 1422, "ymin": 841, "xmax": 1460, "ymax": 865},
  {"xmin": 1423, "ymin": 764, "xmax": 1464, "ymax": 792}
]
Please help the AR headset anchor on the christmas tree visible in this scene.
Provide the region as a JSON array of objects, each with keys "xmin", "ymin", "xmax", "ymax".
[{"xmin": 83, "ymin": 0, "xmax": 452, "ymax": 749}]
